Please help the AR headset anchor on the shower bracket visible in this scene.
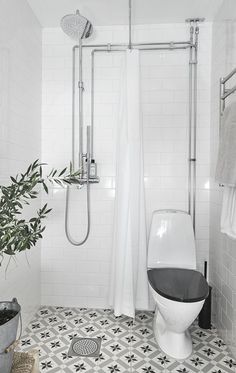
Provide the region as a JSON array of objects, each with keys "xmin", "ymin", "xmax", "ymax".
[
  {"xmin": 76, "ymin": 177, "xmax": 100, "ymax": 185},
  {"xmin": 78, "ymin": 81, "xmax": 84, "ymax": 90}
]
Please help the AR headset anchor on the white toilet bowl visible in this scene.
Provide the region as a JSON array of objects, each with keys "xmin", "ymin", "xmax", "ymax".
[
  {"xmin": 147, "ymin": 210, "xmax": 209, "ymax": 360},
  {"xmin": 149, "ymin": 284, "xmax": 205, "ymax": 359}
]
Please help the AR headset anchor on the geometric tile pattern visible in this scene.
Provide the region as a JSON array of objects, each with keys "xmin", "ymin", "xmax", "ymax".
[{"xmin": 20, "ymin": 306, "xmax": 236, "ymax": 372}]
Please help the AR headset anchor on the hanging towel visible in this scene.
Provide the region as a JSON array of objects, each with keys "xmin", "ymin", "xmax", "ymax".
[
  {"xmin": 220, "ymin": 187, "xmax": 236, "ymax": 239},
  {"xmin": 215, "ymin": 101, "xmax": 236, "ymax": 239},
  {"xmin": 109, "ymin": 49, "xmax": 149, "ymax": 318},
  {"xmin": 215, "ymin": 102, "xmax": 236, "ymax": 185}
]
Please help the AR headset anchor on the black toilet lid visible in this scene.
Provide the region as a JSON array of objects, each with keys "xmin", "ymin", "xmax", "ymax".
[{"xmin": 148, "ymin": 268, "xmax": 209, "ymax": 303}]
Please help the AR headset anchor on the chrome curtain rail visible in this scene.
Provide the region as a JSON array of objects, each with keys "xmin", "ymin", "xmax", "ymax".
[
  {"xmin": 137, "ymin": 46, "xmax": 190, "ymax": 51},
  {"xmin": 96, "ymin": 46, "xmax": 189, "ymax": 51},
  {"xmin": 73, "ymin": 41, "xmax": 194, "ymax": 49},
  {"xmin": 89, "ymin": 45, "xmax": 191, "ymax": 52},
  {"xmin": 89, "ymin": 21, "xmax": 201, "ymax": 233},
  {"xmin": 90, "ymin": 44, "xmax": 192, "ymax": 158}
]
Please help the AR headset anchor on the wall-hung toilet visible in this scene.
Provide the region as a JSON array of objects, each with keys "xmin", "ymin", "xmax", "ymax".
[{"xmin": 147, "ymin": 210, "xmax": 209, "ymax": 360}]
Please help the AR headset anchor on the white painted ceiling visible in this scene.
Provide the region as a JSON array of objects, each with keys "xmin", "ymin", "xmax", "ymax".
[{"xmin": 27, "ymin": 0, "xmax": 224, "ymax": 27}]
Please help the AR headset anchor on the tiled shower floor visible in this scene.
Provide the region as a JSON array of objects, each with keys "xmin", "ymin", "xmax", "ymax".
[{"xmin": 20, "ymin": 306, "xmax": 236, "ymax": 373}]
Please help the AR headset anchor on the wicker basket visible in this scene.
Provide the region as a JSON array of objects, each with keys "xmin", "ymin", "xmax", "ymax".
[{"xmin": 11, "ymin": 350, "xmax": 39, "ymax": 373}]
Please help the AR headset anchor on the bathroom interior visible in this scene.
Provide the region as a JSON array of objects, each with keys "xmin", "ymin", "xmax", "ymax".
[{"xmin": 1, "ymin": 0, "xmax": 236, "ymax": 372}]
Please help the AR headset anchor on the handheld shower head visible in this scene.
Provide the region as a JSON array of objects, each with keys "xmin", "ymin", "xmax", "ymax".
[{"xmin": 60, "ymin": 10, "xmax": 93, "ymax": 41}]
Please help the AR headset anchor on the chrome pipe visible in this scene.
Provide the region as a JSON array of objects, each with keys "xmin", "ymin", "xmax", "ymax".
[
  {"xmin": 65, "ymin": 42, "xmax": 91, "ymax": 246},
  {"xmin": 78, "ymin": 39, "xmax": 83, "ymax": 170},
  {"xmin": 90, "ymin": 44, "xmax": 190, "ymax": 162},
  {"xmin": 72, "ymin": 46, "xmax": 76, "ymax": 170},
  {"xmin": 138, "ymin": 46, "xmax": 190, "ymax": 51},
  {"xmin": 188, "ymin": 25, "xmax": 194, "ymax": 216},
  {"xmin": 74, "ymin": 41, "xmax": 193, "ymax": 49},
  {"xmin": 192, "ymin": 28, "xmax": 199, "ymax": 233},
  {"xmin": 133, "ymin": 41, "xmax": 193, "ymax": 46},
  {"xmin": 90, "ymin": 46, "xmax": 190, "ymax": 54},
  {"xmin": 91, "ymin": 51, "xmax": 95, "ymax": 159},
  {"xmin": 87, "ymin": 125, "xmax": 91, "ymax": 164},
  {"xmin": 128, "ymin": 0, "xmax": 132, "ymax": 49}
]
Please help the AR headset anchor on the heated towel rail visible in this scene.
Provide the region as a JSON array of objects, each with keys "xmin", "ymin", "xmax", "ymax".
[
  {"xmin": 219, "ymin": 68, "xmax": 236, "ymax": 187},
  {"xmin": 220, "ymin": 67, "xmax": 236, "ymax": 116}
]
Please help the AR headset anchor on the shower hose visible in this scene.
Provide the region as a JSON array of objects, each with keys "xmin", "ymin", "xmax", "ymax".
[{"xmin": 65, "ymin": 168, "xmax": 90, "ymax": 246}]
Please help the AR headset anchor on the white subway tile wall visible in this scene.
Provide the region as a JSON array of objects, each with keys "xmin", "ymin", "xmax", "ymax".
[
  {"xmin": 41, "ymin": 23, "xmax": 212, "ymax": 309},
  {"xmin": 210, "ymin": 0, "xmax": 236, "ymax": 358},
  {"xmin": 0, "ymin": 0, "xmax": 42, "ymax": 327}
]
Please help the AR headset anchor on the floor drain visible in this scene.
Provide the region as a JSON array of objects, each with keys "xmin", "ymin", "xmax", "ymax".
[{"xmin": 68, "ymin": 338, "xmax": 101, "ymax": 357}]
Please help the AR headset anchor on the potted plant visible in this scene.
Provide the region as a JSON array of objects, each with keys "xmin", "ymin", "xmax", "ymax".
[{"xmin": 0, "ymin": 160, "xmax": 81, "ymax": 372}]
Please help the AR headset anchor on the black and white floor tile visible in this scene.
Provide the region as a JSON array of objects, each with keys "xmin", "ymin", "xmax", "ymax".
[{"xmin": 20, "ymin": 306, "xmax": 236, "ymax": 372}]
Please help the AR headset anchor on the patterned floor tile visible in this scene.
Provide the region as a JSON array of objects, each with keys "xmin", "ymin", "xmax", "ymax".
[{"xmin": 20, "ymin": 306, "xmax": 236, "ymax": 373}]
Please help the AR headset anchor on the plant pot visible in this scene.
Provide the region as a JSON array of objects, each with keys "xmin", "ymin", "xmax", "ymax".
[{"xmin": 0, "ymin": 298, "xmax": 21, "ymax": 373}]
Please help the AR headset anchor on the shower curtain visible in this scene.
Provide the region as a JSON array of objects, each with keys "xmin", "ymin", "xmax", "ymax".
[{"xmin": 109, "ymin": 50, "xmax": 149, "ymax": 318}]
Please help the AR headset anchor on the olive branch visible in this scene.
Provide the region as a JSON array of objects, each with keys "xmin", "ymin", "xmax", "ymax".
[{"xmin": 0, "ymin": 160, "xmax": 81, "ymax": 261}]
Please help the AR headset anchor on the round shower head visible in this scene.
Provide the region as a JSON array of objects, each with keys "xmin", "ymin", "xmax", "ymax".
[{"xmin": 60, "ymin": 10, "xmax": 93, "ymax": 41}]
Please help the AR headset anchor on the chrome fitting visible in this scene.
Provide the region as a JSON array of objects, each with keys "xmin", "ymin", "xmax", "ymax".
[
  {"xmin": 185, "ymin": 18, "xmax": 205, "ymax": 23},
  {"xmin": 78, "ymin": 81, "xmax": 84, "ymax": 90}
]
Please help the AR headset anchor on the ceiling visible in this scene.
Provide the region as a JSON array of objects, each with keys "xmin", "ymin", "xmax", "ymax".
[{"xmin": 27, "ymin": 0, "xmax": 224, "ymax": 27}]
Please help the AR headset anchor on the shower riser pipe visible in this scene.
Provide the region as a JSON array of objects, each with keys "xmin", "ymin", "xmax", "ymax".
[
  {"xmin": 72, "ymin": 46, "xmax": 76, "ymax": 170},
  {"xmin": 78, "ymin": 39, "xmax": 84, "ymax": 171},
  {"xmin": 188, "ymin": 26, "xmax": 194, "ymax": 216},
  {"xmin": 192, "ymin": 32, "xmax": 198, "ymax": 232}
]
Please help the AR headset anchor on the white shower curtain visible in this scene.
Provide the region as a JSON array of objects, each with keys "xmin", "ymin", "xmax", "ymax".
[{"xmin": 109, "ymin": 50, "xmax": 149, "ymax": 318}]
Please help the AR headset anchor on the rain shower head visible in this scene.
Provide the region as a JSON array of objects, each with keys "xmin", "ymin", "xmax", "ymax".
[{"xmin": 60, "ymin": 10, "xmax": 93, "ymax": 41}]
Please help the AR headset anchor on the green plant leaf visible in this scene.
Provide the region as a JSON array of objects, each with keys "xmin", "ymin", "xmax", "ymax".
[
  {"xmin": 42, "ymin": 182, "xmax": 48, "ymax": 194},
  {"xmin": 59, "ymin": 167, "xmax": 67, "ymax": 177}
]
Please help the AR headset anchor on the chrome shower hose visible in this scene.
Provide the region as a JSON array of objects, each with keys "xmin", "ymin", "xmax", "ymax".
[{"xmin": 65, "ymin": 171, "xmax": 91, "ymax": 246}]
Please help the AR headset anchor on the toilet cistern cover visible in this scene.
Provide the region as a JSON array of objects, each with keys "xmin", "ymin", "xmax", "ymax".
[
  {"xmin": 147, "ymin": 210, "xmax": 196, "ymax": 269},
  {"xmin": 148, "ymin": 268, "xmax": 209, "ymax": 303}
]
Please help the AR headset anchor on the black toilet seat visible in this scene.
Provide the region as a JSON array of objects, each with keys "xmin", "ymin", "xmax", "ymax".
[{"xmin": 148, "ymin": 268, "xmax": 209, "ymax": 303}]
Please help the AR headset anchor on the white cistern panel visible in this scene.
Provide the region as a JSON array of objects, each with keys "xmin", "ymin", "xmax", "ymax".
[{"xmin": 147, "ymin": 210, "xmax": 196, "ymax": 270}]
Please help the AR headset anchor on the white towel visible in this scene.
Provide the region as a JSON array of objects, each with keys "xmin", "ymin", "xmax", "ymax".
[
  {"xmin": 215, "ymin": 102, "xmax": 236, "ymax": 185},
  {"xmin": 221, "ymin": 186, "xmax": 236, "ymax": 239}
]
